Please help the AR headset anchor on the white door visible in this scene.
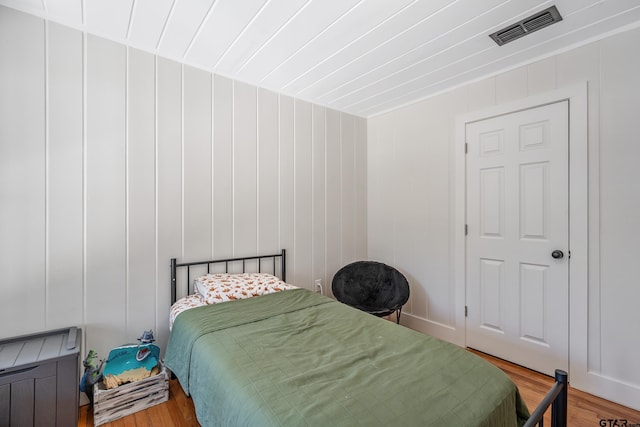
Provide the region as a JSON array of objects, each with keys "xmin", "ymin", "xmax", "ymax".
[{"xmin": 465, "ymin": 101, "xmax": 569, "ymax": 376}]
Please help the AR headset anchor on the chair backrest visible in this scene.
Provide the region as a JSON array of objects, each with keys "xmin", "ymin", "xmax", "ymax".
[{"xmin": 332, "ymin": 261, "xmax": 410, "ymax": 313}]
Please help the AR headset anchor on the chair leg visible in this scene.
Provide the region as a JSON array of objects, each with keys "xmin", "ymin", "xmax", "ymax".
[{"xmin": 396, "ymin": 308, "xmax": 402, "ymax": 324}]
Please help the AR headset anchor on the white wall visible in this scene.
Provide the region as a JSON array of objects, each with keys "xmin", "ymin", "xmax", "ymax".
[
  {"xmin": 368, "ymin": 28, "xmax": 640, "ymax": 409},
  {"xmin": 0, "ymin": 5, "xmax": 367, "ymax": 357}
]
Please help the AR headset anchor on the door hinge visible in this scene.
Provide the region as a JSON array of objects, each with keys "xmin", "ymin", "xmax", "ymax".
[
  {"xmin": 465, "ymin": 224, "xmax": 468, "ymax": 235},
  {"xmin": 465, "ymin": 142, "xmax": 468, "ymax": 154},
  {"xmin": 465, "ymin": 306, "xmax": 468, "ymax": 317}
]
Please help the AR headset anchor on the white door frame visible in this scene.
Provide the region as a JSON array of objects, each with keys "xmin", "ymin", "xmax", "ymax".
[{"xmin": 453, "ymin": 83, "xmax": 588, "ymax": 382}]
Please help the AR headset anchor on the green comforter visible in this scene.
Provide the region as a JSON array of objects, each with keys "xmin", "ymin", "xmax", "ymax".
[{"xmin": 165, "ymin": 289, "xmax": 529, "ymax": 427}]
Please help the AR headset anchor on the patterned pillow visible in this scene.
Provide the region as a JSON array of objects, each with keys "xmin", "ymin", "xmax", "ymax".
[
  {"xmin": 170, "ymin": 294, "xmax": 205, "ymax": 330},
  {"xmin": 194, "ymin": 273, "xmax": 297, "ymax": 305}
]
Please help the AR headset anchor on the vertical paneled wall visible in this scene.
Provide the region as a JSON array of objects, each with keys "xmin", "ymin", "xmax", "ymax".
[
  {"xmin": 47, "ymin": 22, "xmax": 83, "ymax": 330},
  {"xmin": 85, "ymin": 34, "xmax": 127, "ymax": 348},
  {"xmin": 0, "ymin": 6, "xmax": 367, "ymax": 357},
  {"xmin": 0, "ymin": 5, "xmax": 46, "ymax": 335},
  {"xmin": 127, "ymin": 48, "xmax": 156, "ymax": 340}
]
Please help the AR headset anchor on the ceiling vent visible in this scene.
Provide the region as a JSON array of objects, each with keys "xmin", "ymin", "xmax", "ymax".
[{"xmin": 489, "ymin": 6, "xmax": 562, "ymax": 46}]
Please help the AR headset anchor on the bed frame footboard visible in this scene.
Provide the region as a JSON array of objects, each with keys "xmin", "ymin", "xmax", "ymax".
[{"xmin": 523, "ymin": 369, "xmax": 568, "ymax": 427}]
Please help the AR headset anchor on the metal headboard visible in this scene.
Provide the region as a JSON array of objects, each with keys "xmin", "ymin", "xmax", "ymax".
[{"xmin": 170, "ymin": 249, "xmax": 286, "ymax": 304}]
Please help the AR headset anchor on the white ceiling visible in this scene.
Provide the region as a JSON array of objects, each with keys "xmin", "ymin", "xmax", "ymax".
[{"xmin": 3, "ymin": 0, "xmax": 640, "ymax": 117}]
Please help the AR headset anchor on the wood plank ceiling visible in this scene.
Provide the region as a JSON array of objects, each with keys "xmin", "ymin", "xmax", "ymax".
[{"xmin": 2, "ymin": 0, "xmax": 640, "ymax": 117}]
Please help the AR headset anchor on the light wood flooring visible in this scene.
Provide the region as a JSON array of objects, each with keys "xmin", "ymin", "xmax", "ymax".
[
  {"xmin": 468, "ymin": 349, "xmax": 640, "ymax": 427},
  {"xmin": 79, "ymin": 351, "xmax": 640, "ymax": 426}
]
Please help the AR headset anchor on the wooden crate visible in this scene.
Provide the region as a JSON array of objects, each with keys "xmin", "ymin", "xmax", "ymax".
[{"xmin": 93, "ymin": 364, "xmax": 169, "ymax": 426}]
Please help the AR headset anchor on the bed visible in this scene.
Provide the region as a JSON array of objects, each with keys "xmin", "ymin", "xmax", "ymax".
[{"xmin": 165, "ymin": 250, "xmax": 567, "ymax": 427}]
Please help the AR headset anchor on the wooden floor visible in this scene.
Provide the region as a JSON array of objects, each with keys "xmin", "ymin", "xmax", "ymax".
[
  {"xmin": 79, "ymin": 351, "xmax": 640, "ymax": 427},
  {"xmin": 468, "ymin": 350, "xmax": 640, "ymax": 427}
]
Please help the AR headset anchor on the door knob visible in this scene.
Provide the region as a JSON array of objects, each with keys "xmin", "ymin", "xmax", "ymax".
[{"xmin": 551, "ymin": 250, "xmax": 564, "ymax": 259}]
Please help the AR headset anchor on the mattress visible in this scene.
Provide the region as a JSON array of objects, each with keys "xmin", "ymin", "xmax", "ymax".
[{"xmin": 165, "ymin": 288, "xmax": 530, "ymax": 427}]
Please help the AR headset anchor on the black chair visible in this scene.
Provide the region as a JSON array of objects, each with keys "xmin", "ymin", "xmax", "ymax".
[{"xmin": 332, "ymin": 261, "xmax": 410, "ymax": 324}]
